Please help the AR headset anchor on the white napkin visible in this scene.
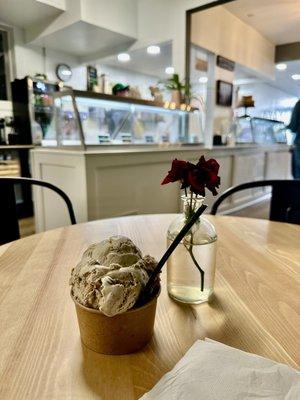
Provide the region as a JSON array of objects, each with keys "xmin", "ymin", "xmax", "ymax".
[{"xmin": 140, "ymin": 339, "xmax": 300, "ymax": 399}]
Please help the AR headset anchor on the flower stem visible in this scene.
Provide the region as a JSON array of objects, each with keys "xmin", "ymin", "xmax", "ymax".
[
  {"xmin": 184, "ymin": 191, "xmax": 205, "ymax": 292},
  {"xmin": 188, "ymin": 242, "xmax": 204, "ymax": 291},
  {"xmin": 190, "ymin": 190, "xmax": 193, "ymax": 215},
  {"xmin": 140, "ymin": 204, "xmax": 207, "ymax": 303}
]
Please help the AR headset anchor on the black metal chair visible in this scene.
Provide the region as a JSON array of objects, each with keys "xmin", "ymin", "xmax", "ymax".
[
  {"xmin": 0, "ymin": 176, "xmax": 77, "ymax": 245},
  {"xmin": 211, "ymin": 180, "xmax": 300, "ymax": 224}
]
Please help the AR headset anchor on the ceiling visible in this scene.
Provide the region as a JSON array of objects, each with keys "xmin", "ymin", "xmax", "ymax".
[
  {"xmin": 99, "ymin": 41, "xmax": 172, "ymax": 79},
  {"xmin": 234, "ymin": 59, "xmax": 300, "ymax": 97},
  {"xmin": 0, "ymin": 0, "xmax": 64, "ymax": 28},
  {"xmin": 31, "ymin": 21, "xmax": 135, "ymax": 59},
  {"xmin": 225, "ymin": 0, "xmax": 300, "ymax": 45}
]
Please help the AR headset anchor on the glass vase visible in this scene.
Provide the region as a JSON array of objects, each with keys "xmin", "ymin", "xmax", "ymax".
[{"xmin": 167, "ymin": 194, "xmax": 217, "ymax": 304}]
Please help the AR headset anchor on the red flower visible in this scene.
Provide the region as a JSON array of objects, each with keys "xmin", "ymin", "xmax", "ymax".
[
  {"xmin": 161, "ymin": 159, "xmax": 193, "ymax": 189},
  {"xmin": 162, "ymin": 155, "xmax": 220, "ymax": 196},
  {"xmin": 193, "ymin": 156, "xmax": 220, "ymax": 196}
]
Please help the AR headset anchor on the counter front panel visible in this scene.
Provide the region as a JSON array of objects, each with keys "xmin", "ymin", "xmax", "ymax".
[{"xmin": 31, "ymin": 144, "xmax": 291, "ymax": 232}]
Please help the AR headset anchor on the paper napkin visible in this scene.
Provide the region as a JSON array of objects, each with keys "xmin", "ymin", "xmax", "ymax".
[{"xmin": 140, "ymin": 338, "xmax": 300, "ymax": 399}]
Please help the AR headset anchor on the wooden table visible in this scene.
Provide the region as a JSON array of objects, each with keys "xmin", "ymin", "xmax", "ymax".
[{"xmin": 0, "ymin": 215, "xmax": 299, "ymax": 399}]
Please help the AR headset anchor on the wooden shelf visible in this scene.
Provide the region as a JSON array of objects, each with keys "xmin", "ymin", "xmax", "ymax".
[
  {"xmin": 0, "ymin": 145, "xmax": 34, "ymax": 150},
  {"xmin": 60, "ymin": 90, "xmax": 198, "ymax": 113}
]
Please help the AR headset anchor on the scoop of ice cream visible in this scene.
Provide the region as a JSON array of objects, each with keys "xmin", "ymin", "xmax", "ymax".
[{"xmin": 70, "ymin": 236, "xmax": 157, "ymax": 316}]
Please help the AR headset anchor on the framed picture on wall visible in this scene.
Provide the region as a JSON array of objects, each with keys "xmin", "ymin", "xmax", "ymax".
[
  {"xmin": 216, "ymin": 80, "xmax": 233, "ymax": 106},
  {"xmin": 87, "ymin": 65, "xmax": 98, "ymax": 91}
]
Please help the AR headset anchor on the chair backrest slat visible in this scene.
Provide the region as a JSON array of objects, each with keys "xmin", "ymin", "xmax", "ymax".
[
  {"xmin": 211, "ymin": 179, "xmax": 300, "ymax": 225},
  {"xmin": 0, "ymin": 182, "xmax": 20, "ymax": 244},
  {"xmin": 270, "ymin": 181, "xmax": 300, "ymax": 224},
  {"xmin": 0, "ymin": 177, "xmax": 77, "ymax": 245}
]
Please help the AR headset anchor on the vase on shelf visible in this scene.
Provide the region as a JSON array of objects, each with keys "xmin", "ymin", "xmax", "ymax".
[
  {"xmin": 171, "ymin": 89, "xmax": 182, "ymax": 107},
  {"xmin": 167, "ymin": 194, "xmax": 217, "ymax": 304}
]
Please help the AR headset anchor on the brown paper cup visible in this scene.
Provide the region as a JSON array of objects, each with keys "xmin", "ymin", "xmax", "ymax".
[{"xmin": 72, "ymin": 289, "xmax": 160, "ymax": 355}]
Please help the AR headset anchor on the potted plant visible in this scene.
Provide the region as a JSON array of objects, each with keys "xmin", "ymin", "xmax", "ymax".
[{"xmin": 163, "ymin": 73, "xmax": 192, "ymax": 106}]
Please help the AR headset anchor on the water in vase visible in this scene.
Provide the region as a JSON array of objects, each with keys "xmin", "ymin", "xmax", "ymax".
[{"xmin": 167, "ymin": 239, "xmax": 217, "ymax": 304}]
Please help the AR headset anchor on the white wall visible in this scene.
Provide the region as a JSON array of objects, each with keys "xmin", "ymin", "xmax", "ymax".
[
  {"xmin": 0, "ymin": 101, "xmax": 12, "ymax": 118},
  {"xmin": 191, "ymin": 5, "xmax": 275, "ymax": 79},
  {"xmin": 12, "ymin": 1, "xmax": 216, "ymax": 83},
  {"xmin": 37, "ymin": 0, "xmax": 66, "ymax": 9},
  {"xmin": 11, "ymin": 24, "xmax": 80, "ymax": 79},
  {"xmin": 4, "ymin": 0, "xmax": 217, "ymax": 82},
  {"xmin": 28, "ymin": 0, "xmax": 138, "ymax": 45},
  {"xmin": 3, "ymin": 0, "xmax": 217, "ymax": 102},
  {"xmin": 81, "ymin": 0, "xmax": 138, "ymax": 39},
  {"xmin": 26, "ymin": 0, "xmax": 81, "ymax": 42},
  {"xmin": 97, "ymin": 65, "xmax": 158, "ymax": 99},
  {"xmin": 136, "ymin": 0, "xmax": 212, "ymax": 77},
  {"xmin": 62, "ymin": 63, "xmax": 158, "ymax": 99},
  {"xmin": 12, "ymin": 24, "xmax": 159, "ymax": 99}
]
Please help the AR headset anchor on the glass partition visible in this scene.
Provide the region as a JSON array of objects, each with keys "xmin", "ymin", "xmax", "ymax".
[
  {"xmin": 43, "ymin": 90, "xmax": 204, "ymax": 148},
  {"xmin": 45, "ymin": 94, "xmax": 82, "ymax": 146},
  {"xmin": 251, "ymin": 118, "xmax": 287, "ymax": 144},
  {"xmin": 234, "ymin": 116, "xmax": 287, "ymax": 144},
  {"xmin": 234, "ymin": 117, "xmax": 253, "ymax": 144}
]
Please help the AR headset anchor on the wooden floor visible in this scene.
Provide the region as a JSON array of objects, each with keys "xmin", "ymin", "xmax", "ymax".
[
  {"xmin": 18, "ymin": 200, "xmax": 271, "ymax": 239},
  {"xmin": 19, "ymin": 217, "xmax": 35, "ymax": 238},
  {"xmin": 229, "ymin": 200, "xmax": 270, "ymax": 220}
]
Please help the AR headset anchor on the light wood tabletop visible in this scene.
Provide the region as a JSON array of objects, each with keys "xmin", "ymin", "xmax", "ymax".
[{"xmin": 0, "ymin": 215, "xmax": 299, "ymax": 399}]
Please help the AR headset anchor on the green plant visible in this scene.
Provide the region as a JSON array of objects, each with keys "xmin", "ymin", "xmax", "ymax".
[
  {"xmin": 164, "ymin": 73, "xmax": 185, "ymax": 91},
  {"xmin": 162, "ymin": 74, "xmax": 193, "ymax": 103}
]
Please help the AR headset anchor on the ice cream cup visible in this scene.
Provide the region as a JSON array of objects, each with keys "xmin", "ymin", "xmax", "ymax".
[{"xmin": 72, "ymin": 287, "xmax": 160, "ymax": 355}]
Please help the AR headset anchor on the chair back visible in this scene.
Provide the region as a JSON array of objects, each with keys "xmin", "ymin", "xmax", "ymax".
[
  {"xmin": 211, "ymin": 180, "xmax": 300, "ymax": 224},
  {"xmin": 0, "ymin": 177, "xmax": 76, "ymax": 245}
]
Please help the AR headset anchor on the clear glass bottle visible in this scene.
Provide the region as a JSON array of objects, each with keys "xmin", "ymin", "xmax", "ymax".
[{"xmin": 167, "ymin": 195, "xmax": 217, "ymax": 304}]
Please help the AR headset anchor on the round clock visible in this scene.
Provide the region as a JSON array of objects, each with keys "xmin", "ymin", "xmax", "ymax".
[{"xmin": 56, "ymin": 64, "xmax": 72, "ymax": 82}]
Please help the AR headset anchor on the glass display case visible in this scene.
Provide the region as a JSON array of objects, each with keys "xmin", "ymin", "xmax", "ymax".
[
  {"xmin": 234, "ymin": 116, "xmax": 287, "ymax": 144},
  {"xmin": 234, "ymin": 116, "xmax": 253, "ymax": 144},
  {"xmin": 43, "ymin": 90, "xmax": 204, "ymax": 148},
  {"xmin": 251, "ymin": 117, "xmax": 287, "ymax": 144}
]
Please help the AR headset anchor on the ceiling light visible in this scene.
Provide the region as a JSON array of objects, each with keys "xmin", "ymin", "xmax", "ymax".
[
  {"xmin": 147, "ymin": 45, "xmax": 160, "ymax": 55},
  {"xmin": 276, "ymin": 63, "xmax": 287, "ymax": 71},
  {"xmin": 165, "ymin": 66, "xmax": 174, "ymax": 75},
  {"xmin": 291, "ymin": 74, "xmax": 300, "ymax": 80},
  {"xmin": 198, "ymin": 76, "xmax": 208, "ymax": 83},
  {"xmin": 117, "ymin": 53, "xmax": 130, "ymax": 62}
]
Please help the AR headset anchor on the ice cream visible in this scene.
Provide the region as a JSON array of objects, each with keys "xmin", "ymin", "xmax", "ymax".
[{"xmin": 70, "ymin": 236, "xmax": 157, "ymax": 317}]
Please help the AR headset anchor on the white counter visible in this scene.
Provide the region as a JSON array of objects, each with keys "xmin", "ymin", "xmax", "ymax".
[{"xmin": 31, "ymin": 144, "xmax": 291, "ymax": 232}]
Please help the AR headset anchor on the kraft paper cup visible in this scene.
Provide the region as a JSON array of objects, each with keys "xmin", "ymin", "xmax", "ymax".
[{"xmin": 72, "ymin": 288, "xmax": 160, "ymax": 355}]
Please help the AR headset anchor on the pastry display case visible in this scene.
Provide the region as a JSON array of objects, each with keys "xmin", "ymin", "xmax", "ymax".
[
  {"xmin": 42, "ymin": 90, "xmax": 204, "ymax": 148},
  {"xmin": 234, "ymin": 116, "xmax": 287, "ymax": 144},
  {"xmin": 251, "ymin": 117, "xmax": 287, "ymax": 144}
]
